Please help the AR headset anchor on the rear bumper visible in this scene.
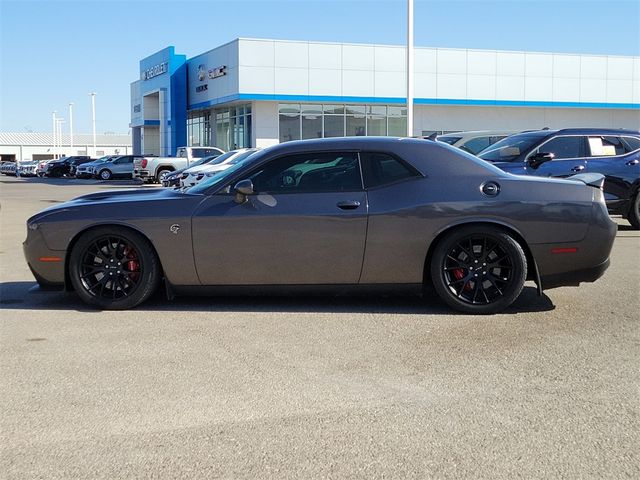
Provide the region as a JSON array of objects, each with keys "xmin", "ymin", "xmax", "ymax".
[{"xmin": 540, "ymin": 258, "xmax": 610, "ymax": 289}]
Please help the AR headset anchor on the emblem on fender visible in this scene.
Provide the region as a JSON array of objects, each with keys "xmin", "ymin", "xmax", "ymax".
[{"xmin": 170, "ymin": 224, "xmax": 180, "ymax": 235}]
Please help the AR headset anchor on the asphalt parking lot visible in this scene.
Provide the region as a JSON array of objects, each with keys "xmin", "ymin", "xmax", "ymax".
[{"xmin": 1, "ymin": 175, "xmax": 639, "ymax": 479}]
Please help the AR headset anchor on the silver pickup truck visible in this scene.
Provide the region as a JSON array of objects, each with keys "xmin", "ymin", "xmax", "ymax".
[{"xmin": 133, "ymin": 146, "xmax": 225, "ymax": 183}]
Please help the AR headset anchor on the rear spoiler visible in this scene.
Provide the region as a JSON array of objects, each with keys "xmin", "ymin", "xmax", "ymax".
[{"xmin": 567, "ymin": 173, "xmax": 605, "ymax": 189}]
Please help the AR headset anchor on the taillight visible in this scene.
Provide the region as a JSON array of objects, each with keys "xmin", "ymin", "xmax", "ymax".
[{"xmin": 141, "ymin": 158, "xmax": 148, "ymax": 168}]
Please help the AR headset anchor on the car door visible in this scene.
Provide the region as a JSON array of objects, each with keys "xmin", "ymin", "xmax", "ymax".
[
  {"xmin": 191, "ymin": 151, "xmax": 368, "ymax": 285},
  {"xmin": 113, "ymin": 156, "xmax": 133, "ymax": 177},
  {"xmin": 525, "ymin": 135, "xmax": 588, "ymax": 177}
]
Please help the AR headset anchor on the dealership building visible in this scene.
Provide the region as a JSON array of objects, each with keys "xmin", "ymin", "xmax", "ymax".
[{"xmin": 130, "ymin": 38, "xmax": 640, "ymax": 156}]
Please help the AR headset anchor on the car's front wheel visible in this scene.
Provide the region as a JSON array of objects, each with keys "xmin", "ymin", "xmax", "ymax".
[
  {"xmin": 430, "ymin": 226, "xmax": 527, "ymax": 314},
  {"xmin": 98, "ymin": 169, "xmax": 112, "ymax": 181},
  {"xmin": 69, "ymin": 226, "xmax": 161, "ymax": 309}
]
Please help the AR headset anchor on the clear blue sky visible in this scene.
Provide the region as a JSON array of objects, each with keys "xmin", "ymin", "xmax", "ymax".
[{"xmin": 1, "ymin": 0, "xmax": 638, "ymax": 134}]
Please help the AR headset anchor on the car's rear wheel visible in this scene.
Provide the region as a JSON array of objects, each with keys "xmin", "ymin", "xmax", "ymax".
[
  {"xmin": 69, "ymin": 226, "xmax": 160, "ymax": 310},
  {"xmin": 156, "ymin": 168, "xmax": 172, "ymax": 183},
  {"xmin": 628, "ymin": 193, "xmax": 640, "ymax": 230},
  {"xmin": 430, "ymin": 226, "xmax": 527, "ymax": 314},
  {"xmin": 99, "ymin": 169, "xmax": 112, "ymax": 181}
]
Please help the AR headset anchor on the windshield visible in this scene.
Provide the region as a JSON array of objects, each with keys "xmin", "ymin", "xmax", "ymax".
[
  {"xmin": 477, "ymin": 133, "xmax": 546, "ymax": 162},
  {"xmin": 438, "ymin": 136, "xmax": 461, "ymax": 145},
  {"xmin": 188, "ymin": 150, "xmax": 261, "ymax": 194}
]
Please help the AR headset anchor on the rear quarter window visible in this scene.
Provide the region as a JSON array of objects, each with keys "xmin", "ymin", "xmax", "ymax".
[{"xmin": 360, "ymin": 152, "xmax": 420, "ymax": 189}]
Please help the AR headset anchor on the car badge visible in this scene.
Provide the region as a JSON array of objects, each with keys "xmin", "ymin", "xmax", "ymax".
[{"xmin": 170, "ymin": 224, "xmax": 180, "ymax": 235}]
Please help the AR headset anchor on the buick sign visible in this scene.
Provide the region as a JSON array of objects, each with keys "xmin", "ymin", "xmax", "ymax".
[{"xmin": 141, "ymin": 62, "xmax": 168, "ymax": 81}]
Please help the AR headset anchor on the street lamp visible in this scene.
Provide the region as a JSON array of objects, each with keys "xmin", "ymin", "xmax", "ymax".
[
  {"xmin": 52, "ymin": 111, "xmax": 57, "ymax": 157},
  {"xmin": 56, "ymin": 118, "xmax": 65, "ymax": 157},
  {"xmin": 407, "ymin": 0, "xmax": 414, "ymax": 138},
  {"xmin": 89, "ymin": 92, "xmax": 97, "ymax": 154},
  {"xmin": 69, "ymin": 103, "xmax": 74, "ymax": 150}
]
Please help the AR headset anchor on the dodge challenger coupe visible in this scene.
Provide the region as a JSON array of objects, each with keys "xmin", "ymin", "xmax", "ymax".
[{"xmin": 24, "ymin": 137, "xmax": 616, "ymax": 314}]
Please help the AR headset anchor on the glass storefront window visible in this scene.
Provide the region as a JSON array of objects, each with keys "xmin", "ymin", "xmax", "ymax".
[
  {"xmin": 212, "ymin": 104, "xmax": 252, "ymax": 150},
  {"xmin": 346, "ymin": 115, "xmax": 366, "ymax": 136},
  {"xmin": 302, "ymin": 115, "xmax": 322, "ymax": 139},
  {"xmin": 388, "ymin": 116, "xmax": 407, "ymax": 137},
  {"xmin": 323, "ymin": 105, "xmax": 344, "ymax": 115},
  {"xmin": 302, "ymin": 104, "xmax": 322, "ymax": 115},
  {"xmin": 367, "ymin": 115, "xmax": 386, "ymax": 136},
  {"xmin": 323, "ymin": 115, "xmax": 344, "ymax": 137},
  {"xmin": 187, "ymin": 111, "xmax": 211, "ymax": 147},
  {"xmin": 278, "ymin": 103, "xmax": 407, "ymax": 142},
  {"xmin": 279, "ymin": 113, "xmax": 300, "ymax": 143}
]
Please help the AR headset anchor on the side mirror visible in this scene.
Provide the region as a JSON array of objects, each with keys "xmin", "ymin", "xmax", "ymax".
[
  {"xmin": 528, "ymin": 152, "xmax": 554, "ymax": 169},
  {"xmin": 233, "ymin": 179, "xmax": 254, "ymax": 203}
]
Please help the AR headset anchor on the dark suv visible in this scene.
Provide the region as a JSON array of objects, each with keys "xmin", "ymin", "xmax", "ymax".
[
  {"xmin": 478, "ymin": 128, "xmax": 640, "ymax": 229},
  {"xmin": 46, "ymin": 156, "xmax": 93, "ymax": 178}
]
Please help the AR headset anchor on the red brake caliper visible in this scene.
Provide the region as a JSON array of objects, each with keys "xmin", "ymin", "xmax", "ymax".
[
  {"xmin": 123, "ymin": 246, "xmax": 140, "ymax": 281},
  {"xmin": 453, "ymin": 268, "xmax": 473, "ymax": 291}
]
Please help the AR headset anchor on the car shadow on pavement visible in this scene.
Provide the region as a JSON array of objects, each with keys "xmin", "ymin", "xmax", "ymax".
[{"xmin": 0, "ymin": 281, "xmax": 555, "ymax": 315}]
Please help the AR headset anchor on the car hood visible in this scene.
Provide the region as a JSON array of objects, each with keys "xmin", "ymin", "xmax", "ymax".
[
  {"xmin": 185, "ymin": 163, "xmax": 226, "ymax": 174},
  {"xmin": 198, "ymin": 164, "xmax": 231, "ymax": 174}
]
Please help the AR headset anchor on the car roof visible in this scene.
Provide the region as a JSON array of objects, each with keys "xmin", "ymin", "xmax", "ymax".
[
  {"xmin": 520, "ymin": 128, "xmax": 640, "ymax": 136},
  {"xmin": 439, "ymin": 130, "xmax": 517, "ymax": 137}
]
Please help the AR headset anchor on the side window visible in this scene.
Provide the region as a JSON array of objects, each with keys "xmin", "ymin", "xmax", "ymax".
[
  {"xmin": 588, "ymin": 136, "xmax": 625, "ymax": 157},
  {"xmin": 621, "ymin": 136, "xmax": 640, "ymax": 153},
  {"xmin": 121, "ymin": 156, "xmax": 133, "ymax": 164},
  {"xmin": 249, "ymin": 152, "xmax": 362, "ymax": 193},
  {"xmin": 460, "ymin": 136, "xmax": 492, "ymax": 154},
  {"xmin": 360, "ymin": 152, "xmax": 419, "ymax": 189},
  {"xmin": 537, "ymin": 136, "xmax": 584, "ymax": 159}
]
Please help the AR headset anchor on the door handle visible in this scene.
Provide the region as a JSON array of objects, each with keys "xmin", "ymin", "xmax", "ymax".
[
  {"xmin": 626, "ymin": 159, "xmax": 639, "ymax": 166},
  {"xmin": 337, "ymin": 200, "xmax": 361, "ymax": 210},
  {"xmin": 571, "ymin": 165, "xmax": 585, "ymax": 172}
]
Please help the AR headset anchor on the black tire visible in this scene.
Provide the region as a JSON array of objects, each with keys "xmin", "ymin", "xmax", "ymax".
[
  {"xmin": 156, "ymin": 168, "xmax": 172, "ymax": 184},
  {"xmin": 628, "ymin": 193, "xmax": 640, "ymax": 230},
  {"xmin": 430, "ymin": 226, "xmax": 527, "ymax": 314},
  {"xmin": 98, "ymin": 169, "xmax": 112, "ymax": 181},
  {"xmin": 69, "ymin": 226, "xmax": 161, "ymax": 310}
]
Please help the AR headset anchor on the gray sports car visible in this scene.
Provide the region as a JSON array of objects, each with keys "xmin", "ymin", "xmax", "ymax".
[{"xmin": 24, "ymin": 137, "xmax": 616, "ymax": 314}]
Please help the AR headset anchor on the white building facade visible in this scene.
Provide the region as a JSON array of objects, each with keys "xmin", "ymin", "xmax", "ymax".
[
  {"xmin": 130, "ymin": 38, "xmax": 640, "ymax": 155},
  {"xmin": 0, "ymin": 133, "xmax": 132, "ymax": 162}
]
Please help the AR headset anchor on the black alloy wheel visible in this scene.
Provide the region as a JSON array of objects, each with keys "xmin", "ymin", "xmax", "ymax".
[
  {"xmin": 69, "ymin": 227, "xmax": 160, "ymax": 309},
  {"xmin": 430, "ymin": 226, "xmax": 527, "ymax": 314}
]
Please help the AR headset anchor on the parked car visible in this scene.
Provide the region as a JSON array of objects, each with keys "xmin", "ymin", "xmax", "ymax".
[
  {"xmin": 74, "ymin": 156, "xmax": 119, "ymax": 179},
  {"xmin": 17, "ymin": 161, "xmax": 38, "ymax": 177},
  {"xmin": 24, "ymin": 137, "xmax": 615, "ymax": 314},
  {"xmin": 161, "ymin": 154, "xmax": 224, "ymax": 187},
  {"xmin": 36, "ymin": 159, "xmax": 55, "ymax": 177},
  {"xmin": 179, "ymin": 149, "xmax": 258, "ymax": 188},
  {"xmin": 1, "ymin": 161, "xmax": 17, "ymax": 175},
  {"xmin": 133, "ymin": 146, "xmax": 225, "ymax": 183},
  {"xmin": 477, "ymin": 128, "xmax": 640, "ymax": 229},
  {"xmin": 45, "ymin": 156, "xmax": 93, "ymax": 177},
  {"xmin": 92, "ymin": 155, "xmax": 145, "ymax": 180},
  {"xmin": 436, "ymin": 131, "xmax": 517, "ymax": 154}
]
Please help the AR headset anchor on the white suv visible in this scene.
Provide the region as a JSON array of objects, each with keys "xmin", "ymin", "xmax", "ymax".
[{"xmin": 437, "ymin": 131, "xmax": 517, "ymax": 155}]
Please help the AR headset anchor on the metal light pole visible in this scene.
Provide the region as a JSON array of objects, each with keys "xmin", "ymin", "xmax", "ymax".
[
  {"xmin": 69, "ymin": 103, "xmax": 74, "ymax": 150},
  {"xmin": 90, "ymin": 92, "xmax": 97, "ymax": 154},
  {"xmin": 406, "ymin": 0, "xmax": 414, "ymax": 138},
  {"xmin": 57, "ymin": 118, "xmax": 65, "ymax": 157},
  {"xmin": 52, "ymin": 111, "xmax": 57, "ymax": 157}
]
